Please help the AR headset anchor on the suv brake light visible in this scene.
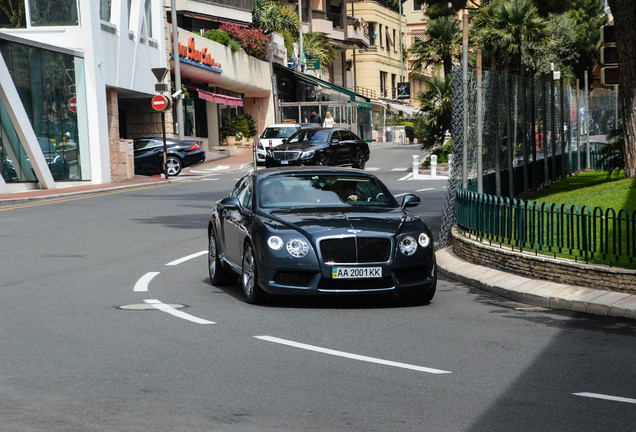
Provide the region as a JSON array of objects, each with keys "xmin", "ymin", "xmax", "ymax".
[{"xmin": 188, "ymin": 142, "xmax": 200, "ymax": 151}]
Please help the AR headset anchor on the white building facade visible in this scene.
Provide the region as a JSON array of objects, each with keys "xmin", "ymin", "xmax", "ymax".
[{"xmin": 0, "ymin": 0, "xmax": 167, "ymax": 192}]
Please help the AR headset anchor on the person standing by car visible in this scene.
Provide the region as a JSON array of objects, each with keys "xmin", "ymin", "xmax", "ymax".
[
  {"xmin": 309, "ymin": 110, "xmax": 322, "ymax": 125},
  {"xmin": 323, "ymin": 112, "xmax": 334, "ymax": 128}
]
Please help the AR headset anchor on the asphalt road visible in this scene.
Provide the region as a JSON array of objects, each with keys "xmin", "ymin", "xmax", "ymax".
[{"xmin": 1, "ymin": 145, "xmax": 634, "ymax": 431}]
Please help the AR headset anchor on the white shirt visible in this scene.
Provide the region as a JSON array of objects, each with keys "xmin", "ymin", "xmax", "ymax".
[{"xmin": 323, "ymin": 117, "xmax": 334, "ymax": 128}]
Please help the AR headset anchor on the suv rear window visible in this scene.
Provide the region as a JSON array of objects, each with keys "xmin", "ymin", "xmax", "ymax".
[{"xmin": 262, "ymin": 127, "xmax": 299, "ymax": 139}]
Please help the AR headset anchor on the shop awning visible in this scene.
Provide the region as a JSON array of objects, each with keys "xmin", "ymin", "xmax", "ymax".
[
  {"xmin": 197, "ymin": 89, "xmax": 243, "ymax": 107},
  {"xmin": 388, "ymin": 103, "xmax": 420, "ymax": 118}
]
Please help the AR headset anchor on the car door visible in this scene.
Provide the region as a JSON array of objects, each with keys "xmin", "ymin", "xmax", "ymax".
[
  {"xmin": 133, "ymin": 139, "xmax": 162, "ymax": 173},
  {"xmin": 223, "ymin": 176, "xmax": 253, "ymax": 266},
  {"xmin": 335, "ymin": 130, "xmax": 356, "ymax": 163}
]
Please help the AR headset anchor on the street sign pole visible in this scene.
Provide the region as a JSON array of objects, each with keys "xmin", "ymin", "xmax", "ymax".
[{"xmin": 162, "ymin": 111, "xmax": 168, "ymax": 179}]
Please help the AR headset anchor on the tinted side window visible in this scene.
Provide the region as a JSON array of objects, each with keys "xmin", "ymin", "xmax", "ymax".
[
  {"xmin": 331, "ymin": 131, "xmax": 342, "ymax": 141},
  {"xmin": 134, "ymin": 139, "xmax": 153, "ymax": 150},
  {"xmin": 339, "ymin": 131, "xmax": 354, "ymax": 141}
]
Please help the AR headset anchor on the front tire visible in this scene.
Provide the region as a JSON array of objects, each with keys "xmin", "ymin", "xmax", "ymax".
[
  {"xmin": 165, "ymin": 155, "xmax": 183, "ymax": 176},
  {"xmin": 208, "ymin": 229, "xmax": 236, "ymax": 286},
  {"xmin": 314, "ymin": 153, "xmax": 328, "ymax": 166},
  {"xmin": 353, "ymin": 150, "xmax": 366, "ymax": 169},
  {"xmin": 242, "ymin": 242, "xmax": 265, "ymax": 304}
]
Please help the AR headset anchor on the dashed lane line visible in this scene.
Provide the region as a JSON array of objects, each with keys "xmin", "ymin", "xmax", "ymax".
[
  {"xmin": 573, "ymin": 392, "xmax": 636, "ymax": 404},
  {"xmin": 255, "ymin": 335, "xmax": 452, "ymax": 374},
  {"xmin": 166, "ymin": 250, "xmax": 207, "ymax": 266}
]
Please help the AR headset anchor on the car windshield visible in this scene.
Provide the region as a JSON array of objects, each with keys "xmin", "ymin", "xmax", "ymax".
[
  {"xmin": 259, "ymin": 174, "xmax": 397, "ymax": 209},
  {"xmin": 261, "ymin": 126, "xmax": 298, "ymax": 139},
  {"xmin": 288, "ymin": 129, "xmax": 331, "ymax": 144}
]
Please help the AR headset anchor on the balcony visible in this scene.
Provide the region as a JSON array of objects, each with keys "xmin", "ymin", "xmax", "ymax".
[{"xmin": 347, "ymin": 17, "xmax": 370, "ymax": 47}]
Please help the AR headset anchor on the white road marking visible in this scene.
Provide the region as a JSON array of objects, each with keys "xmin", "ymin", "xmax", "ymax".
[
  {"xmin": 255, "ymin": 335, "xmax": 451, "ymax": 374},
  {"xmin": 416, "ymin": 188, "xmax": 435, "ymax": 192},
  {"xmin": 144, "ymin": 299, "xmax": 215, "ymax": 325},
  {"xmin": 398, "ymin": 173, "xmax": 412, "ymax": 181},
  {"xmin": 207, "ymin": 165, "xmax": 230, "ymax": 171},
  {"xmin": 134, "ymin": 272, "xmax": 160, "ymax": 292},
  {"xmin": 394, "ymin": 192, "xmax": 409, "ymax": 197},
  {"xmin": 391, "ymin": 167, "xmax": 408, "ymax": 171},
  {"xmin": 573, "ymin": 392, "xmax": 636, "ymax": 404},
  {"xmin": 365, "ymin": 167, "xmax": 380, "ymax": 171},
  {"xmin": 166, "ymin": 250, "xmax": 207, "ymax": 266}
]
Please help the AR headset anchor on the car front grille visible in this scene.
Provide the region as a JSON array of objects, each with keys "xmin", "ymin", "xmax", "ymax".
[
  {"xmin": 273, "ymin": 271, "xmax": 315, "ymax": 287},
  {"xmin": 318, "ymin": 276, "xmax": 395, "ymax": 291},
  {"xmin": 272, "ymin": 150, "xmax": 301, "ymax": 161},
  {"xmin": 320, "ymin": 237, "xmax": 391, "ymax": 264}
]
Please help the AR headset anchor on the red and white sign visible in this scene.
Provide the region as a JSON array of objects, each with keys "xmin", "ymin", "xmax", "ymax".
[
  {"xmin": 151, "ymin": 94, "xmax": 170, "ymax": 112},
  {"xmin": 68, "ymin": 96, "xmax": 77, "ymax": 113}
]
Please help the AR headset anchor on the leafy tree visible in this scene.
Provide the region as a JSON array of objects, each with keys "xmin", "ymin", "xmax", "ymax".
[
  {"xmin": 252, "ymin": 0, "xmax": 300, "ymax": 35},
  {"xmin": 413, "ymin": 75, "xmax": 452, "ymax": 149},
  {"xmin": 202, "ymin": 29, "xmax": 241, "ymax": 52},
  {"xmin": 409, "ymin": 16, "xmax": 461, "ymax": 78},
  {"xmin": 302, "ymin": 32, "xmax": 337, "ymax": 67},
  {"xmin": 606, "ymin": 0, "xmax": 636, "ymax": 178},
  {"xmin": 473, "ymin": 0, "xmax": 550, "ymax": 74}
]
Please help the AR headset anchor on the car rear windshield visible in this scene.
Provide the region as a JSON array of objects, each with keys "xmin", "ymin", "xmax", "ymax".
[
  {"xmin": 262, "ymin": 127, "xmax": 298, "ymax": 139},
  {"xmin": 259, "ymin": 174, "xmax": 397, "ymax": 209}
]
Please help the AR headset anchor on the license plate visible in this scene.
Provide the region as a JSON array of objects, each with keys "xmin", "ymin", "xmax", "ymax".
[
  {"xmin": 281, "ymin": 160, "xmax": 288, "ymax": 165},
  {"xmin": 332, "ymin": 266, "xmax": 382, "ymax": 279}
]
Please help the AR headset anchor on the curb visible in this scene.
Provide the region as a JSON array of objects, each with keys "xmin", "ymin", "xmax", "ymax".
[{"xmin": 435, "ymin": 247, "xmax": 636, "ymax": 320}]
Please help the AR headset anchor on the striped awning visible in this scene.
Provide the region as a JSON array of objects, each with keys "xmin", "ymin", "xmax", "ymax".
[{"xmin": 197, "ymin": 89, "xmax": 243, "ymax": 107}]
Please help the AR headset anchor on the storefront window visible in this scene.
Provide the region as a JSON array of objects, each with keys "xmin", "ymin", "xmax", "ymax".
[
  {"xmin": 0, "ymin": 39, "xmax": 86, "ymax": 183},
  {"xmin": 29, "ymin": 0, "xmax": 79, "ymax": 26},
  {"xmin": 100, "ymin": 0, "xmax": 111, "ymax": 22}
]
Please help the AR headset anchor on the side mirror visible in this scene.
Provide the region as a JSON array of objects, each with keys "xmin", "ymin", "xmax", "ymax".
[
  {"xmin": 282, "ymin": 138, "xmax": 287, "ymax": 144},
  {"xmin": 331, "ymin": 138, "xmax": 340, "ymax": 144},
  {"xmin": 220, "ymin": 196, "xmax": 241, "ymax": 209},
  {"xmin": 401, "ymin": 194, "xmax": 420, "ymax": 208}
]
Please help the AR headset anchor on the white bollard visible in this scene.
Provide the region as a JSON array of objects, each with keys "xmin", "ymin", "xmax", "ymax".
[
  {"xmin": 412, "ymin": 155, "xmax": 420, "ymax": 178},
  {"xmin": 430, "ymin": 154, "xmax": 437, "ymax": 177}
]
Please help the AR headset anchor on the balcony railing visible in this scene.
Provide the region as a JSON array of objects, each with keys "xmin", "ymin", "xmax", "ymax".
[{"xmin": 194, "ymin": 0, "xmax": 253, "ymax": 12}]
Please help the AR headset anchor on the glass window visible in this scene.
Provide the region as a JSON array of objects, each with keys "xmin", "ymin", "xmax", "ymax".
[
  {"xmin": 0, "ymin": 39, "xmax": 84, "ymax": 182},
  {"xmin": 100, "ymin": 0, "xmax": 111, "ymax": 21},
  {"xmin": 29, "ymin": 0, "xmax": 79, "ymax": 26},
  {"xmin": 0, "ymin": 1, "xmax": 26, "ymax": 28},
  {"xmin": 262, "ymin": 126, "xmax": 299, "ymax": 139},
  {"xmin": 144, "ymin": 0, "xmax": 152, "ymax": 38},
  {"xmin": 232, "ymin": 176, "xmax": 253, "ymax": 209}
]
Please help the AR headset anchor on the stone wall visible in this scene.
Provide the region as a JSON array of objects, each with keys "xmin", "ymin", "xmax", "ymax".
[
  {"xmin": 106, "ymin": 88, "xmax": 134, "ymax": 182},
  {"xmin": 451, "ymin": 226, "xmax": 636, "ymax": 294}
]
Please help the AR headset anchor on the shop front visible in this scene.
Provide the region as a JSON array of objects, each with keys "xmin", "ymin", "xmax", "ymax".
[{"xmin": 170, "ymin": 27, "xmax": 274, "ymax": 154}]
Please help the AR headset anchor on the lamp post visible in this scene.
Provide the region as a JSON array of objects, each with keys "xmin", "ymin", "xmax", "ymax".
[{"xmin": 170, "ymin": 0, "xmax": 184, "ymax": 140}]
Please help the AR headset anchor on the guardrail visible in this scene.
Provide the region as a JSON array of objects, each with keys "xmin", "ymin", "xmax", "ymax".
[{"xmin": 455, "ymin": 187, "xmax": 636, "ymax": 268}]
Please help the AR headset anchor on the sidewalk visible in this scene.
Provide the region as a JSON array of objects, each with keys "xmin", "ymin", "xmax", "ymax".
[
  {"xmin": 0, "ymin": 146, "xmax": 255, "ymax": 207},
  {"xmin": 436, "ymin": 247, "xmax": 636, "ymax": 320}
]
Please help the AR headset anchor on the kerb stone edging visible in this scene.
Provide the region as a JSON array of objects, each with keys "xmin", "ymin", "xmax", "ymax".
[{"xmin": 451, "ymin": 226, "xmax": 636, "ymax": 294}]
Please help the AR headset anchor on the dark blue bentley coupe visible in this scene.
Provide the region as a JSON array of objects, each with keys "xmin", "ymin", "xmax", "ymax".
[{"xmin": 207, "ymin": 167, "xmax": 437, "ymax": 304}]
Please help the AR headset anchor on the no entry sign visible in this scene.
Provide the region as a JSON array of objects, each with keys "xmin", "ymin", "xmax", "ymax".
[
  {"xmin": 68, "ymin": 96, "xmax": 77, "ymax": 113},
  {"xmin": 151, "ymin": 94, "xmax": 171, "ymax": 112}
]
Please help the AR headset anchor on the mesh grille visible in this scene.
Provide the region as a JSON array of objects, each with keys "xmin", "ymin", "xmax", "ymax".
[
  {"xmin": 273, "ymin": 271, "xmax": 316, "ymax": 287},
  {"xmin": 320, "ymin": 237, "xmax": 391, "ymax": 263},
  {"xmin": 318, "ymin": 276, "xmax": 394, "ymax": 291}
]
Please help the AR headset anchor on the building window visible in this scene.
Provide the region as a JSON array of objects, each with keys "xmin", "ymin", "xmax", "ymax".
[
  {"xmin": 144, "ymin": 0, "xmax": 152, "ymax": 38},
  {"xmin": 0, "ymin": 1, "xmax": 26, "ymax": 28},
  {"xmin": 414, "ymin": 0, "xmax": 424, "ymax": 10},
  {"xmin": 29, "ymin": 0, "xmax": 78, "ymax": 26},
  {"xmin": 100, "ymin": 0, "xmax": 111, "ymax": 22},
  {"xmin": 0, "ymin": 39, "xmax": 86, "ymax": 182}
]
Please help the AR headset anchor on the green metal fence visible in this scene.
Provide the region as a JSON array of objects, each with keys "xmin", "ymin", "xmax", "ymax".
[{"xmin": 456, "ymin": 187, "xmax": 636, "ymax": 268}]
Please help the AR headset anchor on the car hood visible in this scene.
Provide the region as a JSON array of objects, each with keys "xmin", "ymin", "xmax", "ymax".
[
  {"xmin": 265, "ymin": 208, "xmax": 416, "ymax": 237},
  {"xmin": 272, "ymin": 142, "xmax": 326, "ymax": 152}
]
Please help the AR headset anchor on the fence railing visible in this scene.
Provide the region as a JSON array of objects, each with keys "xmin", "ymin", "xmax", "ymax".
[{"xmin": 455, "ymin": 187, "xmax": 636, "ymax": 268}]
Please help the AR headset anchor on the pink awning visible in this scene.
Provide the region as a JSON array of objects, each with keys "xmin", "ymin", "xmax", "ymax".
[{"xmin": 197, "ymin": 90, "xmax": 243, "ymax": 107}]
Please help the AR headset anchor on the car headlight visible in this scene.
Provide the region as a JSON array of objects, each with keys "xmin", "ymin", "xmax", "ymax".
[
  {"xmin": 418, "ymin": 233, "xmax": 431, "ymax": 248},
  {"xmin": 287, "ymin": 238, "xmax": 309, "ymax": 257},
  {"xmin": 257, "ymin": 143, "xmax": 264, "ymax": 150},
  {"xmin": 300, "ymin": 150, "xmax": 315, "ymax": 159},
  {"xmin": 399, "ymin": 236, "xmax": 417, "ymax": 256},
  {"xmin": 267, "ymin": 236, "xmax": 284, "ymax": 250}
]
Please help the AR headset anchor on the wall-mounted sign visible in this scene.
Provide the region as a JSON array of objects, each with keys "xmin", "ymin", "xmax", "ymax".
[
  {"xmin": 68, "ymin": 96, "xmax": 77, "ymax": 113},
  {"xmin": 178, "ymin": 37, "xmax": 222, "ymax": 70},
  {"xmin": 306, "ymin": 57, "xmax": 320, "ymax": 70}
]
